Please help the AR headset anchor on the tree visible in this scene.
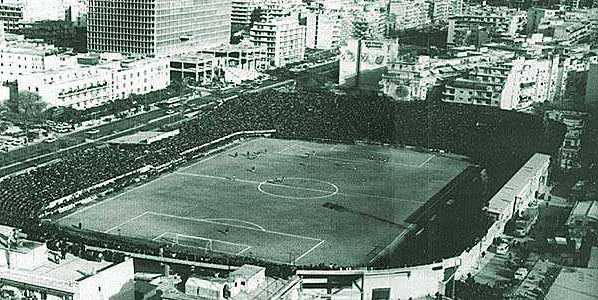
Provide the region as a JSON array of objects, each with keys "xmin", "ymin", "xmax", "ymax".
[{"xmin": 2, "ymin": 91, "xmax": 47, "ymax": 125}]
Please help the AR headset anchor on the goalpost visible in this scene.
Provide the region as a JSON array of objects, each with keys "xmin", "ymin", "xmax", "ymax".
[{"xmin": 170, "ymin": 233, "xmax": 214, "ymax": 252}]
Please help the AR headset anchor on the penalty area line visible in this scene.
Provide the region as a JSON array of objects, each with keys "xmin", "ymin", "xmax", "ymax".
[{"xmin": 294, "ymin": 240, "xmax": 326, "ymax": 263}]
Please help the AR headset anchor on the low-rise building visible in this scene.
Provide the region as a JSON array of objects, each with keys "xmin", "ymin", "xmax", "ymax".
[
  {"xmin": 545, "ymin": 267, "xmax": 598, "ymax": 300},
  {"xmin": 250, "ymin": 16, "xmax": 306, "ymax": 68},
  {"xmin": 200, "ymin": 41, "xmax": 268, "ymax": 72},
  {"xmin": 0, "ymin": 225, "xmax": 135, "ymax": 300},
  {"xmin": 566, "ymin": 200, "xmax": 598, "ymax": 249},
  {"xmin": 17, "ymin": 55, "xmax": 170, "ymax": 110},
  {"xmin": 169, "ymin": 53, "xmax": 218, "ymax": 84},
  {"xmin": 486, "ymin": 153, "xmax": 550, "ymax": 234},
  {"xmin": 0, "ymin": 29, "xmax": 78, "ymax": 83}
]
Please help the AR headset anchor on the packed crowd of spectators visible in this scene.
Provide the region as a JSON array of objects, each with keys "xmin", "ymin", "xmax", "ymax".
[{"xmin": 1, "ymin": 88, "xmax": 565, "ymax": 278}]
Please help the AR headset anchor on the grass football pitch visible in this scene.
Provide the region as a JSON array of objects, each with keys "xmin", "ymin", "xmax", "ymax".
[{"xmin": 59, "ymin": 138, "xmax": 469, "ymax": 266}]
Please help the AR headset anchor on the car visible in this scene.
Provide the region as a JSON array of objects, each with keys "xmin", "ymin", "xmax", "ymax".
[
  {"xmin": 514, "ymin": 268, "xmax": 529, "ymax": 280},
  {"xmin": 166, "ymin": 109, "xmax": 176, "ymax": 114},
  {"xmin": 496, "ymin": 242, "xmax": 510, "ymax": 255},
  {"xmin": 43, "ymin": 137, "xmax": 57, "ymax": 143}
]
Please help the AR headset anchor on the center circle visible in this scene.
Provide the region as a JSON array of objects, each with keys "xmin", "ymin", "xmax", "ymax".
[{"xmin": 257, "ymin": 177, "xmax": 339, "ymax": 200}]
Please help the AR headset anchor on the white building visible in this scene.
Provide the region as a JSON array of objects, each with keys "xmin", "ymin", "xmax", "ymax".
[
  {"xmin": 447, "ymin": 6, "xmax": 527, "ymax": 47},
  {"xmin": 249, "ymin": 16, "xmax": 306, "ymax": 68},
  {"xmin": 389, "ymin": 0, "xmax": 430, "ymax": 31},
  {"xmin": 231, "ymin": 0, "xmax": 257, "ymax": 26},
  {"xmin": 87, "ymin": 0, "xmax": 231, "ymax": 56},
  {"xmin": 17, "ymin": 56, "xmax": 170, "ymax": 109},
  {"xmin": 381, "ymin": 48, "xmax": 515, "ymax": 101},
  {"xmin": 305, "ymin": 9, "xmax": 346, "ymax": 50},
  {"xmin": 486, "ymin": 154, "xmax": 550, "ymax": 232},
  {"xmin": 0, "ymin": 0, "xmax": 70, "ymax": 32},
  {"xmin": 0, "ymin": 35, "xmax": 78, "ymax": 83},
  {"xmin": 0, "ymin": 225, "xmax": 135, "ymax": 300},
  {"xmin": 442, "ymin": 56, "xmax": 559, "ymax": 111}
]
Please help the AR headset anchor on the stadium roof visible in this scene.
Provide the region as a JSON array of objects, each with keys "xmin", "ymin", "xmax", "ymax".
[
  {"xmin": 545, "ymin": 267, "xmax": 598, "ymax": 300},
  {"xmin": 487, "ymin": 153, "xmax": 550, "ymax": 217},
  {"xmin": 108, "ymin": 130, "xmax": 180, "ymax": 145}
]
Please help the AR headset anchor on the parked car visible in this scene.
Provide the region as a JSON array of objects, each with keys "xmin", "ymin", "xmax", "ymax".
[
  {"xmin": 496, "ymin": 242, "xmax": 510, "ymax": 255},
  {"xmin": 514, "ymin": 268, "xmax": 529, "ymax": 280}
]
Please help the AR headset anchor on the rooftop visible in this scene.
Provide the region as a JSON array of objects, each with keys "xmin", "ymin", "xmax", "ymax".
[
  {"xmin": 0, "ymin": 254, "xmax": 115, "ymax": 293},
  {"xmin": 487, "ymin": 153, "xmax": 551, "ymax": 216},
  {"xmin": 230, "ymin": 264, "xmax": 265, "ymax": 279},
  {"xmin": 108, "ymin": 130, "xmax": 179, "ymax": 145},
  {"xmin": 567, "ymin": 200, "xmax": 598, "ymax": 225},
  {"xmin": 545, "ymin": 267, "xmax": 598, "ymax": 300}
]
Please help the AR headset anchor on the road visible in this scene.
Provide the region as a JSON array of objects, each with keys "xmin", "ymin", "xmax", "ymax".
[{"xmin": 0, "ymin": 79, "xmax": 288, "ymax": 178}]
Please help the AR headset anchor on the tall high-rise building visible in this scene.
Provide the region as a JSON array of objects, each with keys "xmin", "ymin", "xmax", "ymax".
[
  {"xmin": 586, "ymin": 62, "xmax": 598, "ymax": 106},
  {"xmin": 87, "ymin": 0, "xmax": 231, "ymax": 56}
]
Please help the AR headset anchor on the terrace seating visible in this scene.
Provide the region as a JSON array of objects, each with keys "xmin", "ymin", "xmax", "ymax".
[{"xmin": 0, "ymin": 88, "xmax": 564, "ymax": 278}]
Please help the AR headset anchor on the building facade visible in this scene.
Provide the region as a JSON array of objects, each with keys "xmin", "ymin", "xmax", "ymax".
[
  {"xmin": 0, "ymin": 0, "xmax": 69, "ymax": 32},
  {"xmin": 389, "ymin": 0, "xmax": 430, "ymax": 31},
  {"xmin": 442, "ymin": 56, "xmax": 559, "ymax": 111},
  {"xmin": 305, "ymin": 9, "xmax": 346, "ymax": 50},
  {"xmin": 17, "ymin": 56, "xmax": 169, "ymax": 109},
  {"xmin": 0, "ymin": 39, "xmax": 78, "ymax": 83},
  {"xmin": 87, "ymin": 0, "xmax": 231, "ymax": 56},
  {"xmin": 249, "ymin": 16, "xmax": 306, "ymax": 68}
]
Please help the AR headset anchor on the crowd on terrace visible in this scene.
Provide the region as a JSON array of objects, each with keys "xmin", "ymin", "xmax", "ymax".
[{"xmin": 1, "ymin": 88, "xmax": 564, "ymax": 277}]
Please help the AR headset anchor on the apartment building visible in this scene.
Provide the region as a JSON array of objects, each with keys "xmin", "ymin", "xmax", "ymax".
[
  {"xmin": 17, "ymin": 56, "xmax": 169, "ymax": 109},
  {"xmin": 0, "ymin": 0, "xmax": 69, "ymax": 32},
  {"xmin": 380, "ymin": 48, "xmax": 515, "ymax": 101},
  {"xmin": 0, "ymin": 35, "xmax": 78, "ymax": 83},
  {"xmin": 442, "ymin": 56, "xmax": 559, "ymax": 111},
  {"xmin": 305, "ymin": 9, "xmax": 346, "ymax": 50},
  {"xmin": 447, "ymin": 6, "xmax": 527, "ymax": 47},
  {"xmin": 232, "ymin": 0, "xmax": 257, "ymax": 26},
  {"xmin": 545, "ymin": 110, "xmax": 587, "ymax": 170},
  {"xmin": 389, "ymin": 0, "xmax": 430, "ymax": 31},
  {"xmin": 249, "ymin": 16, "xmax": 306, "ymax": 68},
  {"xmin": 87, "ymin": 0, "xmax": 231, "ymax": 56}
]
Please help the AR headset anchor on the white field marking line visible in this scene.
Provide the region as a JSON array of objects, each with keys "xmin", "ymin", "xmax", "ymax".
[
  {"xmin": 170, "ymin": 232, "xmax": 251, "ymax": 248},
  {"xmin": 278, "ymin": 151, "xmax": 418, "ymax": 168},
  {"xmin": 175, "ymin": 172, "xmax": 337, "ymax": 197},
  {"xmin": 294, "ymin": 240, "xmax": 326, "ymax": 263},
  {"xmin": 418, "ymin": 154, "xmax": 436, "ymax": 168},
  {"xmin": 104, "ymin": 211, "xmax": 150, "ymax": 233},
  {"xmin": 58, "ymin": 170, "xmax": 177, "ymax": 221},
  {"xmin": 175, "ymin": 171, "xmax": 422, "ymax": 204},
  {"xmin": 203, "ymin": 218, "xmax": 266, "ymax": 231},
  {"xmin": 368, "ymin": 224, "xmax": 416, "ymax": 264},
  {"xmin": 148, "ymin": 211, "xmax": 322, "ymax": 242},
  {"xmin": 60, "ymin": 138, "xmax": 261, "ymax": 221},
  {"xmin": 236, "ymin": 246, "xmax": 252, "ymax": 256},
  {"xmin": 154, "ymin": 232, "xmax": 252, "ymax": 256},
  {"xmin": 329, "ymin": 144, "xmax": 341, "ymax": 151},
  {"xmin": 277, "ymin": 144, "xmax": 295, "ymax": 154}
]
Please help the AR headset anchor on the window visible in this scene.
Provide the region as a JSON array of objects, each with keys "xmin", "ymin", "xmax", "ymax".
[{"xmin": 371, "ymin": 288, "xmax": 390, "ymax": 300}]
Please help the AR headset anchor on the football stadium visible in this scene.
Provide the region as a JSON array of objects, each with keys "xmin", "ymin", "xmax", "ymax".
[
  {"xmin": 0, "ymin": 88, "xmax": 563, "ymax": 299},
  {"xmin": 59, "ymin": 137, "xmax": 470, "ymax": 266}
]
